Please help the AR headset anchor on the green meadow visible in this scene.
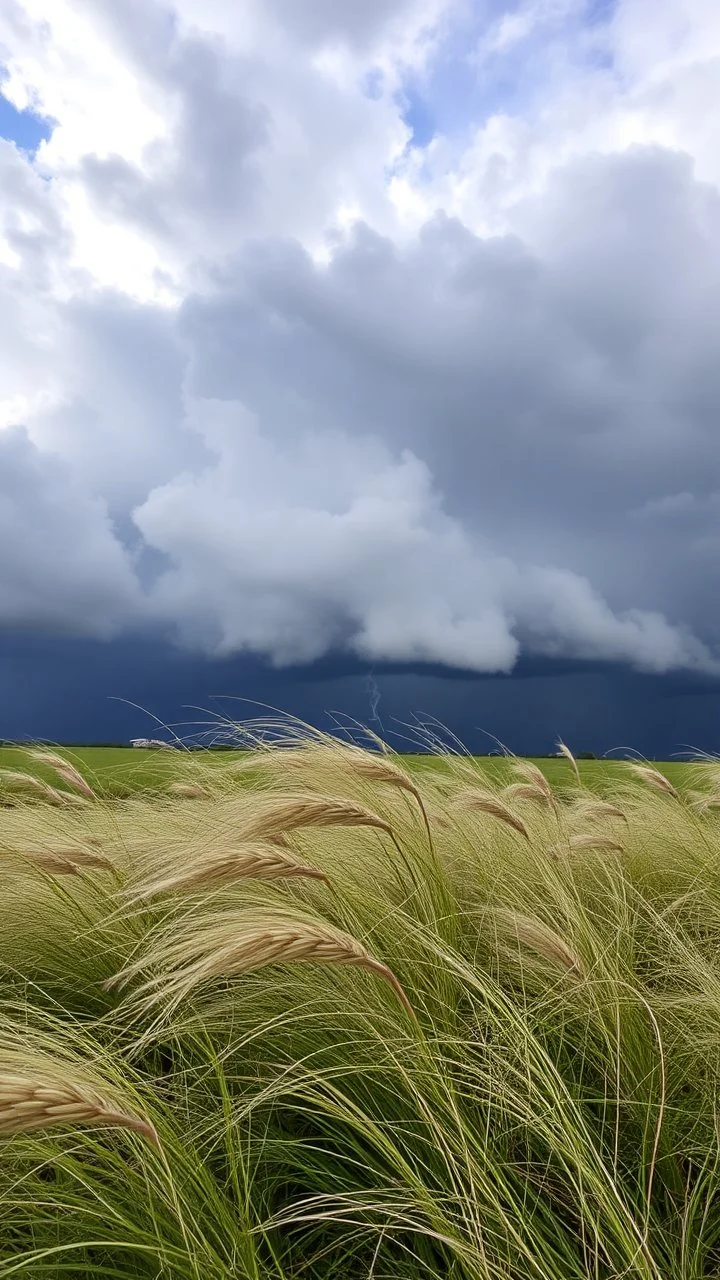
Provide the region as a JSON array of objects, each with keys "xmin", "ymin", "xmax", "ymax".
[{"xmin": 0, "ymin": 743, "xmax": 693, "ymax": 798}]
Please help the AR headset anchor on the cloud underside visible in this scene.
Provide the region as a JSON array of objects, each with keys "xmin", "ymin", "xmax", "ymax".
[{"xmin": 0, "ymin": 0, "xmax": 719, "ymax": 677}]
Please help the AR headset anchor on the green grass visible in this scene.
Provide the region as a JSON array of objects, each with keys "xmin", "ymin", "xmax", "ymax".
[
  {"xmin": 407, "ymin": 753, "xmax": 694, "ymax": 793},
  {"xmin": 0, "ymin": 746, "xmax": 241, "ymax": 798},
  {"xmin": 0, "ymin": 724, "xmax": 718, "ymax": 1276},
  {"xmin": 0, "ymin": 744, "xmax": 696, "ymax": 798}
]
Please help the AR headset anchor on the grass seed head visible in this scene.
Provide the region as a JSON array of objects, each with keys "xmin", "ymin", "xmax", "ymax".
[
  {"xmin": 106, "ymin": 911, "xmax": 415, "ymax": 1020},
  {"xmin": 568, "ymin": 833, "xmax": 625, "ymax": 855},
  {"xmin": 0, "ymin": 772, "xmax": 67, "ymax": 805},
  {"xmin": 627, "ymin": 763, "xmax": 679, "ymax": 798},
  {"xmin": 0, "ymin": 1062, "xmax": 158, "ymax": 1147},
  {"xmin": 238, "ymin": 793, "xmax": 395, "ymax": 842},
  {"xmin": 569, "ymin": 798, "xmax": 628, "ymax": 825},
  {"xmin": 256, "ymin": 742, "xmax": 422, "ymax": 803},
  {"xmin": 489, "ymin": 908, "xmax": 584, "ymax": 980},
  {"xmin": 20, "ymin": 851, "xmax": 81, "ymax": 875},
  {"xmin": 503, "ymin": 782, "xmax": 555, "ymax": 808},
  {"xmin": 168, "ymin": 783, "xmax": 211, "ymax": 799},
  {"xmin": 556, "ymin": 740, "xmax": 581, "ymax": 786},
  {"xmin": 128, "ymin": 842, "xmax": 329, "ymax": 901},
  {"xmin": 510, "ymin": 761, "xmax": 557, "ymax": 807},
  {"xmin": 689, "ymin": 792, "xmax": 720, "ymax": 814},
  {"xmin": 454, "ymin": 788, "xmax": 529, "ymax": 839},
  {"xmin": 45, "ymin": 846, "xmax": 115, "ymax": 871},
  {"xmin": 29, "ymin": 752, "xmax": 96, "ymax": 801},
  {"xmin": 342, "ymin": 749, "xmax": 421, "ymax": 801}
]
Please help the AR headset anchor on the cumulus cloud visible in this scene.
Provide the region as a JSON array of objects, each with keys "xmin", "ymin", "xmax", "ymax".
[
  {"xmin": 0, "ymin": 0, "xmax": 718, "ymax": 676},
  {"xmin": 131, "ymin": 397, "xmax": 716, "ymax": 674}
]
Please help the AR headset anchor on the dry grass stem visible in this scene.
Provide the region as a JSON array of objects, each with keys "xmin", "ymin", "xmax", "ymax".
[
  {"xmin": 454, "ymin": 788, "xmax": 529, "ymax": 840},
  {"xmin": 489, "ymin": 908, "xmax": 584, "ymax": 980},
  {"xmin": 239, "ymin": 794, "xmax": 395, "ymax": 842},
  {"xmin": 627, "ymin": 764, "xmax": 679, "ymax": 798},
  {"xmin": 0, "ymin": 1067, "xmax": 158, "ymax": 1147},
  {"xmin": 128, "ymin": 843, "xmax": 329, "ymax": 901},
  {"xmin": 106, "ymin": 912, "xmax": 415, "ymax": 1019},
  {"xmin": 29, "ymin": 752, "xmax": 96, "ymax": 800},
  {"xmin": 556, "ymin": 741, "xmax": 581, "ymax": 786}
]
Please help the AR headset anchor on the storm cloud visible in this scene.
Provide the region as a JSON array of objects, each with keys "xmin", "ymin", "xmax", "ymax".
[{"xmin": 0, "ymin": 0, "xmax": 719, "ymax": 700}]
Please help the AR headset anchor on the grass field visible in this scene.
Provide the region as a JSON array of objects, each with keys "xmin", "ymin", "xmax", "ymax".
[
  {"xmin": 0, "ymin": 722, "xmax": 719, "ymax": 1276},
  {"xmin": 0, "ymin": 743, "xmax": 697, "ymax": 798}
]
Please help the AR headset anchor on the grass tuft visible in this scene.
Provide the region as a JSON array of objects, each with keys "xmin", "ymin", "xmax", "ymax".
[{"xmin": 0, "ymin": 722, "xmax": 716, "ymax": 1278}]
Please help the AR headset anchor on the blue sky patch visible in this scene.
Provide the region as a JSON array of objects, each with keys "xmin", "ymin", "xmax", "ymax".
[
  {"xmin": 389, "ymin": 0, "xmax": 618, "ymax": 153},
  {"xmin": 0, "ymin": 89, "xmax": 52, "ymax": 153},
  {"xmin": 399, "ymin": 86, "xmax": 436, "ymax": 148}
]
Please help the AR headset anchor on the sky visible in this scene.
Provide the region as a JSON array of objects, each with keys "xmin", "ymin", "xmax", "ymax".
[{"xmin": 0, "ymin": 0, "xmax": 719, "ymax": 755}]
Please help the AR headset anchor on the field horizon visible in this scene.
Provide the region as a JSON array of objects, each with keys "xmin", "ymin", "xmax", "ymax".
[{"xmin": 0, "ymin": 742, "xmax": 702, "ymax": 800}]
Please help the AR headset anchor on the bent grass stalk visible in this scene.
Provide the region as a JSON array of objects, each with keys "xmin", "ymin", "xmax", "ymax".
[
  {"xmin": 453, "ymin": 788, "xmax": 529, "ymax": 840},
  {"xmin": 29, "ymin": 752, "xmax": 97, "ymax": 801},
  {"xmin": 627, "ymin": 764, "xmax": 679, "ymax": 799},
  {"xmin": 127, "ymin": 842, "xmax": 329, "ymax": 901},
  {"xmin": 556, "ymin": 740, "xmax": 581, "ymax": 787},
  {"xmin": 487, "ymin": 907, "xmax": 585, "ymax": 980},
  {"xmin": 503, "ymin": 781, "xmax": 556, "ymax": 808},
  {"xmin": 105, "ymin": 912, "xmax": 416, "ymax": 1021},
  {"xmin": 0, "ymin": 1062, "xmax": 158, "ymax": 1148}
]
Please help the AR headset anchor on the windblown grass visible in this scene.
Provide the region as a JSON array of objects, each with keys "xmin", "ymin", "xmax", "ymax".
[{"xmin": 0, "ymin": 724, "xmax": 718, "ymax": 1277}]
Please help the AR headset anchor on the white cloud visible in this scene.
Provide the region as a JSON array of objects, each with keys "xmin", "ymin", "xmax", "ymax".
[
  {"xmin": 128, "ymin": 392, "xmax": 717, "ymax": 675},
  {"xmin": 391, "ymin": 0, "xmax": 720, "ymax": 237},
  {"xmin": 0, "ymin": 0, "xmax": 718, "ymax": 676}
]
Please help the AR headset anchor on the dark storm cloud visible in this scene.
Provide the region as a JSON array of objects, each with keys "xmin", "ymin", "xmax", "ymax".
[
  {"xmin": 3, "ymin": 143, "xmax": 719, "ymax": 676},
  {"xmin": 1, "ymin": 632, "xmax": 718, "ymax": 761},
  {"xmin": 27, "ymin": 292, "xmax": 208, "ymax": 508},
  {"xmin": 0, "ymin": 0, "xmax": 719, "ymax": 705},
  {"xmin": 0, "ymin": 428, "xmax": 140, "ymax": 633},
  {"xmin": 179, "ymin": 147, "xmax": 720, "ymax": 627},
  {"xmin": 158, "ymin": 146, "xmax": 720, "ymax": 665}
]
